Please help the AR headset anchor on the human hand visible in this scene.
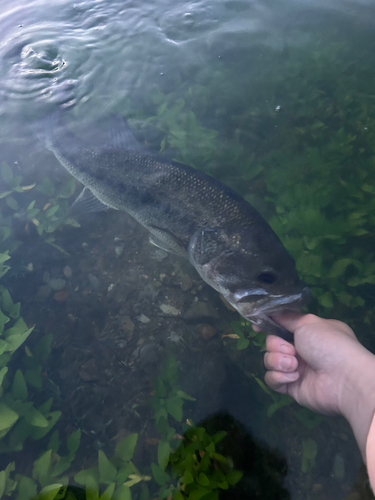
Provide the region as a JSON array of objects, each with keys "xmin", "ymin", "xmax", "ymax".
[{"xmin": 259, "ymin": 313, "xmax": 375, "ymax": 459}]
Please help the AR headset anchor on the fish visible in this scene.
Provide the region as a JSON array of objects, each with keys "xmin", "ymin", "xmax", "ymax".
[{"xmin": 39, "ymin": 112, "xmax": 311, "ymax": 342}]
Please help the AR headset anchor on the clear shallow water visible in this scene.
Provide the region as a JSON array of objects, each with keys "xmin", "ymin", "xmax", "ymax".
[{"xmin": 0, "ymin": 0, "xmax": 375, "ymax": 499}]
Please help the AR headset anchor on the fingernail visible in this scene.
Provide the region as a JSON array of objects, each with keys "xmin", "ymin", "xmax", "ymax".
[
  {"xmin": 284, "ymin": 372, "xmax": 298, "ymax": 381},
  {"xmin": 280, "ymin": 356, "xmax": 293, "ymax": 370},
  {"xmin": 279, "ymin": 343, "xmax": 291, "ymax": 354}
]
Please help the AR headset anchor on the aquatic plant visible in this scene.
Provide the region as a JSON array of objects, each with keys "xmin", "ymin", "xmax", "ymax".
[{"xmin": 0, "ymin": 161, "xmax": 79, "ymax": 256}]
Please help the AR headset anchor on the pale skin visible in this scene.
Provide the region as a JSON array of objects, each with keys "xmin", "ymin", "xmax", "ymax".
[{"xmin": 255, "ymin": 313, "xmax": 375, "ymax": 462}]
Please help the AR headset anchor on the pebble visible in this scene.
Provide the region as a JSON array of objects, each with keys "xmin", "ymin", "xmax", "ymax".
[
  {"xmin": 160, "ymin": 304, "xmax": 180, "ymax": 316},
  {"xmin": 53, "ymin": 290, "xmax": 69, "ymax": 304},
  {"xmin": 332, "ymin": 453, "xmax": 345, "ymax": 480},
  {"xmin": 122, "ymin": 316, "xmax": 135, "ymax": 339},
  {"xmin": 88, "ymin": 274, "xmax": 100, "ymax": 290},
  {"xmin": 63, "ymin": 266, "xmax": 73, "ymax": 278},
  {"xmin": 184, "ymin": 301, "xmax": 220, "ymax": 321},
  {"xmin": 107, "ymin": 283, "xmax": 115, "ymax": 292},
  {"xmin": 115, "ymin": 241, "xmax": 125, "ymax": 257},
  {"xmin": 137, "ymin": 313, "xmax": 151, "ymax": 324},
  {"xmin": 79, "ymin": 358, "xmax": 98, "ymax": 381},
  {"xmin": 179, "ymin": 274, "xmax": 193, "ymax": 291},
  {"xmin": 49, "ymin": 278, "xmax": 66, "ymax": 292},
  {"xmin": 197, "ymin": 324, "xmax": 217, "ymax": 341}
]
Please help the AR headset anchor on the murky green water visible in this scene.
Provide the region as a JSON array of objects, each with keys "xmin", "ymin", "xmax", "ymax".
[{"xmin": 0, "ymin": 0, "xmax": 375, "ymax": 499}]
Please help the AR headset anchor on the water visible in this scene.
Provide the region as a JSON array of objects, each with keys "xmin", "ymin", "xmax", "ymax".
[{"xmin": 0, "ymin": 0, "xmax": 375, "ymax": 498}]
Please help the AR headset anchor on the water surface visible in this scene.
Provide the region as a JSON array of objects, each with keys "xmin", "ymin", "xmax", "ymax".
[{"xmin": 0, "ymin": 0, "xmax": 375, "ymax": 498}]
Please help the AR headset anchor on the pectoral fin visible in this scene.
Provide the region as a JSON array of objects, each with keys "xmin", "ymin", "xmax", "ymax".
[
  {"xmin": 148, "ymin": 225, "xmax": 187, "ymax": 257},
  {"xmin": 69, "ymin": 187, "xmax": 111, "ymax": 217}
]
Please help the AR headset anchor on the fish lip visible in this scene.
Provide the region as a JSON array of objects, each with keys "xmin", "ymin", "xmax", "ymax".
[{"xmin": 245, "ymin": 286, "xmax": 312, "ymax": 320}]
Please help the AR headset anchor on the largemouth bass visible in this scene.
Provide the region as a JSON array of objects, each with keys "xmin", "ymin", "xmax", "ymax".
[{"xmin": 40, "ymin": 113, "xmax": 311, "ymax": 341}]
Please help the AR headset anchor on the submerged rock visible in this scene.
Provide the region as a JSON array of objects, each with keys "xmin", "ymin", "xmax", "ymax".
[
  {"xmin": 197, "ymin": 324, "xmax": 217, "ymax": 341},
  {"xmin": 49, "ymin": 278, "xmax": 66, "ymax": 292},
  {"xmin": 184, "ymin": 301, "xmax": 220, "ymax": 321},
  {"xmin": 160, "ymin": 304, "xmax": 180, "ymax": 316},
  {"xmin": 53, "ymin": 290, "xmax": 69, "ymax": 304},
  {"xmin": 137, "ymin": 313, "xmax": 151, "ymax": 324}
]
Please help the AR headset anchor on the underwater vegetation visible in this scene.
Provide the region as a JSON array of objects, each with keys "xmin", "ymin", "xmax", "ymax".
[{"xmin": 0, "ymin": 23, "xmax": 374, "ymax": 500}]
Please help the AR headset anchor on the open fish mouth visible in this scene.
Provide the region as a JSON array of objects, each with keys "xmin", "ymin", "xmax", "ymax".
[{"xmin": 245, "ymin": 286, "xmax": 312, "ymax": 343}]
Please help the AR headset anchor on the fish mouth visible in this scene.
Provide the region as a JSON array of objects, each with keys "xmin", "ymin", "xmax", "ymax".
[{"xmin": 244, "ymin": 286, "xmax": 312, "ymax": 342}]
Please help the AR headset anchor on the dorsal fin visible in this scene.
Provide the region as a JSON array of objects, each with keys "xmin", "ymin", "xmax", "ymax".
[{"xmin": 102, "ymin": 115, "xmax": 149, "ymax": 152}]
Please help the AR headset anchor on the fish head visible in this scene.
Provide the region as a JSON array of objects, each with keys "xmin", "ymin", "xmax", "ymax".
[{"xmin": 188, "ymin": 225, "xmax": 311, "ymax": 339}]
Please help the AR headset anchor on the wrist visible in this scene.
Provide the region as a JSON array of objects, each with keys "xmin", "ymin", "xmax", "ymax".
[{"xmin": 339, "ymin": 347, "xmax": 375, "ymax": 461}]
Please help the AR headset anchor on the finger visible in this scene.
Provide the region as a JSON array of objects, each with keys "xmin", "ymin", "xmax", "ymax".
[
  {"xmin": 265, "ymin": 370, "xmax": 299, "ymax": 394},
  {"xmin": 266, "ymin": 335, "xmax": 296, "ymax": 356},
  {"xmin": 271, "ymin": 313, "xmax": 320, "ymax": 333},
  {"xmin": 252, "ymin": 325, "xmax": 262, "ymax": 332},
  {"xmin": 264, "ymin": 352, "xmax": 298, "ymax": 372}
]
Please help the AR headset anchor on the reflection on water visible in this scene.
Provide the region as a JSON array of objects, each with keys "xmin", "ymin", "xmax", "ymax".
[{"xmin": 0, "ymin": 0, "xmax": 375, "ymax": 498}]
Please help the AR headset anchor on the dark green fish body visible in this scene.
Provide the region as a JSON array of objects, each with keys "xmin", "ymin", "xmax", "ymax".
[{"xmin": 43, "ymin": 115, "xmax": 310, "ymax": 340}]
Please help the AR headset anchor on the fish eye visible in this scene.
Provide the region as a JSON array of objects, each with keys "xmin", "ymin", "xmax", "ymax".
[{"xmin": 256, "ymin": 271, "xmax": 278, "ymax": 285}]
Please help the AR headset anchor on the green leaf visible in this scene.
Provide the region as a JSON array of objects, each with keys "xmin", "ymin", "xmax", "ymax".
[
  {"xmin": 24, "ymin": 406, "xmax": 49, "ymax": 427},
  {"xmin": 85, "ymin": 476, "xmax": 99, "ymax": 500},
  {"xmin": 0, "ymin": 403, "xmax": 19, "ymax": 431},
  {"xmin": 226, "ymin": 470, "xmax": 243, "ymax": 486},
  {"xmin": 181, "ymin": 470, "xmax": 194, "ymax": 485},
  {"xmin": 51, "ymin": 456, "xmax": 73, "ymax": 477},
  {"xmin": 0, "ymin": 310, "xmax": 10, "ymax": 332},
  {"xmin": 188, "ymin": 490, "xmax": 211, "ymax": 500},
  {"xmin": 318, "ymin": 291, "xmax": 333, "ymax": 309},
  {"xmin": 48, "ymin": 430, "xmax": 60, "ymax": 454},
  {"xmin": 253, "ymin": 376, "xmax": 275, "ymax": 400},
  {"xmin": 176, "ymin": 390, "xmax": 196, "ymax": 401},
  {"xmin": 32, "ymin": 411, "xmax": 61, "ymax": 440},
  {"xmin": 166, "ymin": 396, "xmax": 183, "ymax": 421},
  {"xmin": 113, "ymin": 485, "xmax": 131, "ymax": 500},
  {"xmin": 196, "ymin": 473, "xmax": 210, "ymax": 486},
  {"xmin": 67, "ymin": 429, "xmax": 81, "ymax": 454},
  {"xmin": 33, "ymin": 450, "xmax": 52, "ymax": 486},
  {"xmin": 0, "ymin": 192, "xmax": 12, "ymax": 199},
  {"xmin": 151, "ymin": 463, "xmax": 170, "ymax": 486},
  {"xmin": 25, "ymin": 365, "xmax": 43, "ymax": 389},
  {"xmin": 0, "ymin": 470, "xmax": 6, "ymax": 498},
  {"xmin": 157, "ymin": 440, "xmax": 171, "ymax": 470},
  {"xmin": 0, "ymin": 253, "xmax": 10, "ymax": 265},
  {"xmin": 39, "ymin": 398, "xmax": 54, "ymax": 415},
  {"xmin": 115, "ymin": 434, "xmax": 138, "ymax": 462},
  {"xmin": 1, "ymin": 288, "xmax": 14, "ymax": 313},
  {"xmin": 12, "ymin": 370, "xmax": 28, "ymax": 401},
  {"xmin": 6, "ymin": 197, "xmax": 18, "ymax": 211},
  {"xmin": 328, "ymin": 259, "xmax": 356, "ymax": 278},
  {"xmin": 58, "ymin": 178, "xmax": 76, "ymax": 198},
  {"xmin": 34, "ymin": 334, "xmax": 54, "ymax": 361},
  {"xmin": 9, "ymin": 303, "xmax": 20, "ymax": 319},
  {"xmin": 45, "ymin": 205, "xmax": 60, "ymax": 218},
  {"xmin": 74, "ymin": 468, "xmax": 98, "ymax": 486},
  {"xmin": 0, "ymin": 367, "xmax": 8, "ymax": 388},
  {"xmin": 38, "ymin": 484, "xmax": 63, "ymax": 500},
  {"xmin": 100, "ymin": 483, "xmax": 116, "ymax": 500},
  {"xmin": 98, "ymin": 450, "xmax": 117, "ymax": 484},
  {"xmin": 16, "ymin": 476, "xmax": 37, "ymax": 500},
  {"xmin": 301, "ymin": 438, "xmax": 318, "ymax": 473},
  {"xmin": 161, "ymin": 356, "xmax": 179, "ymax": 384},
  {"xmin": 37, "ymin": 178, "xmax": 55, "ymax": 196},
  {"xmin": 237, "ymin": 337, "xmax": 250, "ymax": 350}
]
